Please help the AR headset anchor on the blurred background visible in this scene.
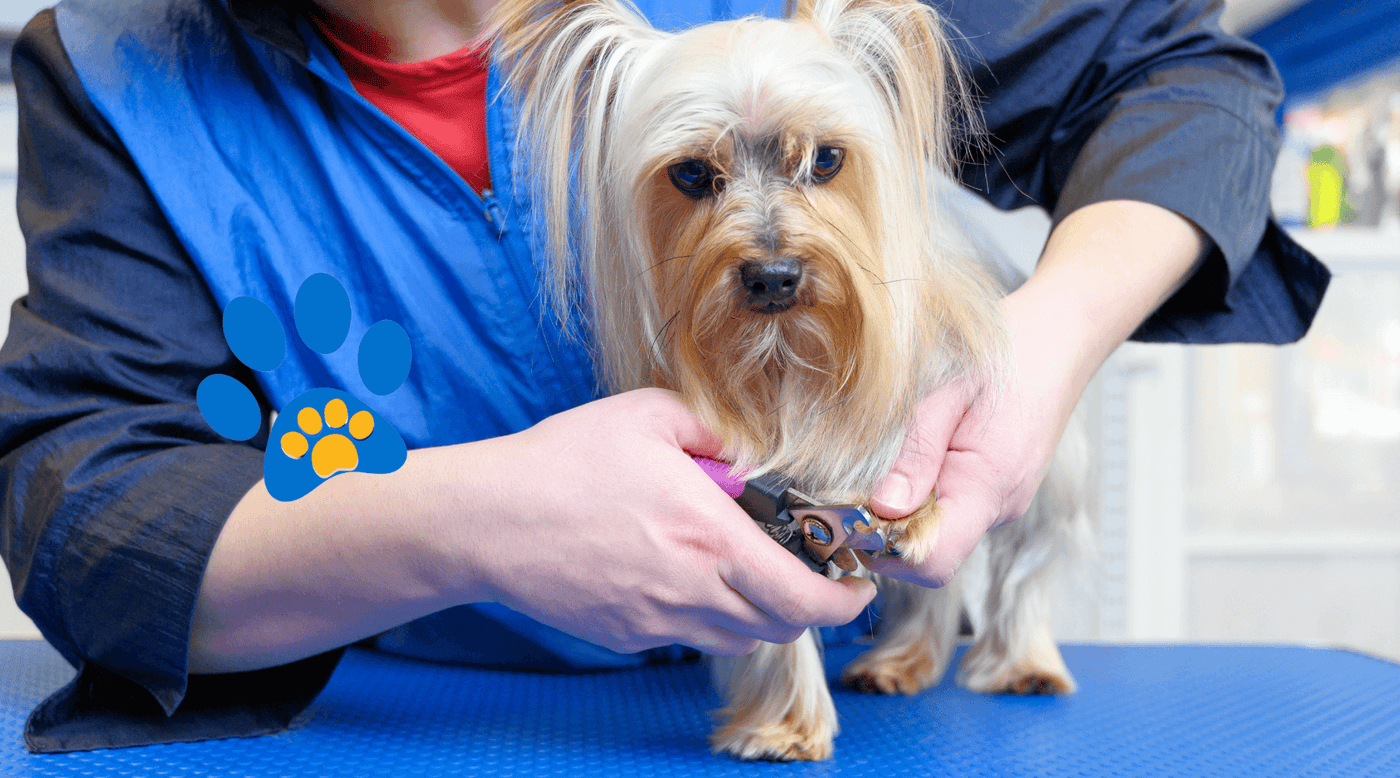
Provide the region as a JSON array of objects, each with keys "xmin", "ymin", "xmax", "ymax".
[{"xmin": 1, "ymin": 0, "xmax": 1399, "ymax": 664}]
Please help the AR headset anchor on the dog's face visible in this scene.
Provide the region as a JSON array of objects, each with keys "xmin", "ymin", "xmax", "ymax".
[
  {"xmin": 493, "ymin": 0, "xmax": 1000, "ymax": 491},
  {"xmin": 628, "ymin": 19, "xmax": 895, "ymax": 459}
]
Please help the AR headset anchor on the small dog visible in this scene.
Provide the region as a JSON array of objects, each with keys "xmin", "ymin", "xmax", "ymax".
[{"xmin": 489, "ymin": 0, "xmax": 1088, "ymax": 761}]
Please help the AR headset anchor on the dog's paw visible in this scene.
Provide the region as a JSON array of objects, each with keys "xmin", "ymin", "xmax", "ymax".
[
  {"xmin": 877, "ymin": 495, "xmax": 942, "ymax": 565},
  {"xmin": 956, "ymin": 638, "xmax": 1077, "ymax": 696},
  {"xmin": 710, "ymin": 715, "xmax": 835, "ymax": 762},
  {"xmin": 1005, "ymin": 670, "xmax": 1076, "ymax": 695},
  {"xmin": 958, "ymin": 663, "xmax": 1077, "ymax": 696},
  {"xmin": 841, "ymin": 644, "xmax": 945, "ymax": 695}
]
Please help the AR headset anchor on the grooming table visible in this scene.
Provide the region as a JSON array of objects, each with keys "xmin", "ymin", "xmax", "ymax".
[{"xmin": 2, "ymin": 640, "xmax": 1397, "ymax": 777}]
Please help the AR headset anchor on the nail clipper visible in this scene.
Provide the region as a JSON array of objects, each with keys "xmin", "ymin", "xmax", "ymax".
[{"xmin": 692, "ymin": 456, "xmax": 900, "ymax": 576}]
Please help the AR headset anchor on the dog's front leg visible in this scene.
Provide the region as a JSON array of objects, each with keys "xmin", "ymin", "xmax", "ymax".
[
  {"xmin": 833, "ymin": 491, "xmax": 958, "ymax": 694},
  {"xmin": 709, "ymin": 630, "xmax": 837, "ymax": 761}
]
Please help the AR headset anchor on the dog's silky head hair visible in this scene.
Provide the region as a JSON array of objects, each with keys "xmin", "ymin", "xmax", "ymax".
[{"xmin": 491, "ymin": 0, "xmax": 1004, "ymax": 497}]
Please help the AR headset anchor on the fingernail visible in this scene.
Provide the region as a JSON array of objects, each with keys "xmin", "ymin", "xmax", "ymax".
[{"xmin": 874, "ymin": 474, "xmax": 914, "ymax": 515}]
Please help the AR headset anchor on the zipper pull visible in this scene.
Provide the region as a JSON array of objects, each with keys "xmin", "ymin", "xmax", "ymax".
[{"xmin": 481, "ymin": 189, "xmax": 508, "ymax": 238}]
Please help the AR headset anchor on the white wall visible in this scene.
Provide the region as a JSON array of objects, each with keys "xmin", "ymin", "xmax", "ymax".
[
  {"xmin": 1, "ymin": 88, "xmax": 21, "ymax": 343},
  {"xmin": 1, "ymin": 83, "xmax": 38, "ymax": 638},
  {"xmin": 1219, "ymin": 0, "xmax": 1310, "ymax": 33},
  {"xmin": 1, "ymin": 1, "xmax": 51, "ymax": 30}
]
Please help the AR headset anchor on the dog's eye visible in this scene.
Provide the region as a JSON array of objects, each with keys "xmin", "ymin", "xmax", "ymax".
[
  {"xmin": 811, "ymin": 147, "xmax": 844, "ymax": 182},
  {"xmin": 668, "ymin": 159, "xmax": 716, "ymax": 199}
]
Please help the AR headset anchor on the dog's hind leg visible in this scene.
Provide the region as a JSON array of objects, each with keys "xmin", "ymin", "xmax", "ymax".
[
  {"xmin": 957, "ymin": 429, "xmax": 1087, "ymax": 695},
  {"xmin": 709, "ymin": 630, "xmax": 837, "ymax": 761},
  {"xmin": 840, "ymin": 574, "xmax": 961, "ymax": 695}
]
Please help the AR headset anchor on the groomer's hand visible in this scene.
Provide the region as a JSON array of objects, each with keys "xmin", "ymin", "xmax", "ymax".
[
  {"xmin": 863, "ymin": 201, "xmax": 1207, "ymax": 587},
  {"xmin": 469, "ymin": 388, "xmax": 876, "ymax": 655},
  {"xmin": 864, "ymin": 303, "xmax": 1077, "ymax": 587}
]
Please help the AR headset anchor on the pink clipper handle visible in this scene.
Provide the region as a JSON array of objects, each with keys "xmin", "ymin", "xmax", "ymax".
[{"xmin": 692, "ymin": 456, "xmax": 746, "ymax": 498}]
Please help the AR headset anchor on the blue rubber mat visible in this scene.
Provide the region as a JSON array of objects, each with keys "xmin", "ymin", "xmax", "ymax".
[{"xmin": 2, "ymin": 639, "xmax": 1398, "ymax": 776}]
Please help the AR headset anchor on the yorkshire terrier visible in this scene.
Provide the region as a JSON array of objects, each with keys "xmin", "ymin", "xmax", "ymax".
[{"xmin": 489, "ymin": 0, "xmax": 1088, "ymax": 761}]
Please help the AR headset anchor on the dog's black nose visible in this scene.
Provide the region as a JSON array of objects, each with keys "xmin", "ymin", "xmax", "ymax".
[{"xmin": 740, "ymin": 258, "xmax": 803, "ymax": 306}]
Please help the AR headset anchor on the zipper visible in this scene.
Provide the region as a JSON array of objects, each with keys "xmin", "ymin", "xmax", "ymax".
[
  {"xmin": 293, "ymin": 15, "xmax": 594, "ymax": 406},
  {"xmin": 481, "ymin": 188, "xmax": 508, "ymax": 239},
  {"xmin": 483, "ymin": 66, "xmax": 597, "ymax": 409}
]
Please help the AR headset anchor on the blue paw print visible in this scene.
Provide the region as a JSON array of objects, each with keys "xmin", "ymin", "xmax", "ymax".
[{"xmin": 198, "ymin": 274, "xmax": 410, "ymax": 502}]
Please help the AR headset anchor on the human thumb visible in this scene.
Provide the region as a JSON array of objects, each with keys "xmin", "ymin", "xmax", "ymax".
[{"xmin": 870, "ymin": 383, "xmax": 967, "ymax": 519}]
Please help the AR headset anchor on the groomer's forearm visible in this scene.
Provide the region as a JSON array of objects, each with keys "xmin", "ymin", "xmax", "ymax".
[
  {"xmin": 1004, "ymin": 199, "xmax": 1208, "ymax": 403},
  {"xmin": 188, "ymin": 443, "xmax": 497, "ymax": 674}
]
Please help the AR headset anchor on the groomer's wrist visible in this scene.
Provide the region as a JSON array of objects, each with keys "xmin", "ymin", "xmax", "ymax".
[
  {"xmin": 993, "ymin": 287, "xmax": 1091, "ymax": 461},
  {"xmin": 1015, "ymin": 199, "xmax": 1207, "ymax": 386},
  {"xmin": 412, "ymin": 438, "xmax": 517, "ymax": 608}
]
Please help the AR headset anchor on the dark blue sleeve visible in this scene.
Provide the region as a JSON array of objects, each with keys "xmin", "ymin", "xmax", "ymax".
[
  {"xmin": 940, "ymin": 0, "xmax": 1330, "ymax": 344},
  {"xmin": 0, "ymin": 10, "xmax": 340, "ymax": 752}
]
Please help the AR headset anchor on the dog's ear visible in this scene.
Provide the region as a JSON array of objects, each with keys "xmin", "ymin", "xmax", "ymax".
[
  {"xmin": 488, "ymin": 0, "xmax": 663, "ymax": 130},
  {"xmin": 488, "ymin": 0, "xmax": 660, "ymax": 92},
  {"xmin": 791, "ymin": 0, "xmax": 978, "ymax": 173}
]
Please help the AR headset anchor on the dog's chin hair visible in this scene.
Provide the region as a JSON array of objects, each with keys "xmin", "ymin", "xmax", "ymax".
[{"xmin": 661, "ymin": 203, "xmax": 916, "ymax": 495}]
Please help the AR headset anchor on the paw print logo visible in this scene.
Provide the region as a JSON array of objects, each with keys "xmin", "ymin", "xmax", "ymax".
[{"xmin": 197, "ymin": 274, "xmax": 410, "ymax": 502}]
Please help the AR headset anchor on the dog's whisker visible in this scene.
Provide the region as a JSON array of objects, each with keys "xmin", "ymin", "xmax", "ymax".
[
  {"xmin": 643, "ymin": 253, "xmax": 693, "ymax": 276},
  {"xmin": 812, "ymin": 393, "xmax": 853, "ymax": 418},
  {"xmin": 651, "ymin": 310, "xmax": 681, "ymax": 354}
]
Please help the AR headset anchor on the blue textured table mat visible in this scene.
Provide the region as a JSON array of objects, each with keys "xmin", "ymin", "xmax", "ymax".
[{"xmin": 2, "ymin": 639, "xmax": 1398, "ymax": 777}]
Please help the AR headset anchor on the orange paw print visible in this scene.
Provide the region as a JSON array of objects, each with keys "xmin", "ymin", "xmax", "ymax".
[{"xmin": 280, "ymin": 399, "xmax": 377, "ymax": 478}]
